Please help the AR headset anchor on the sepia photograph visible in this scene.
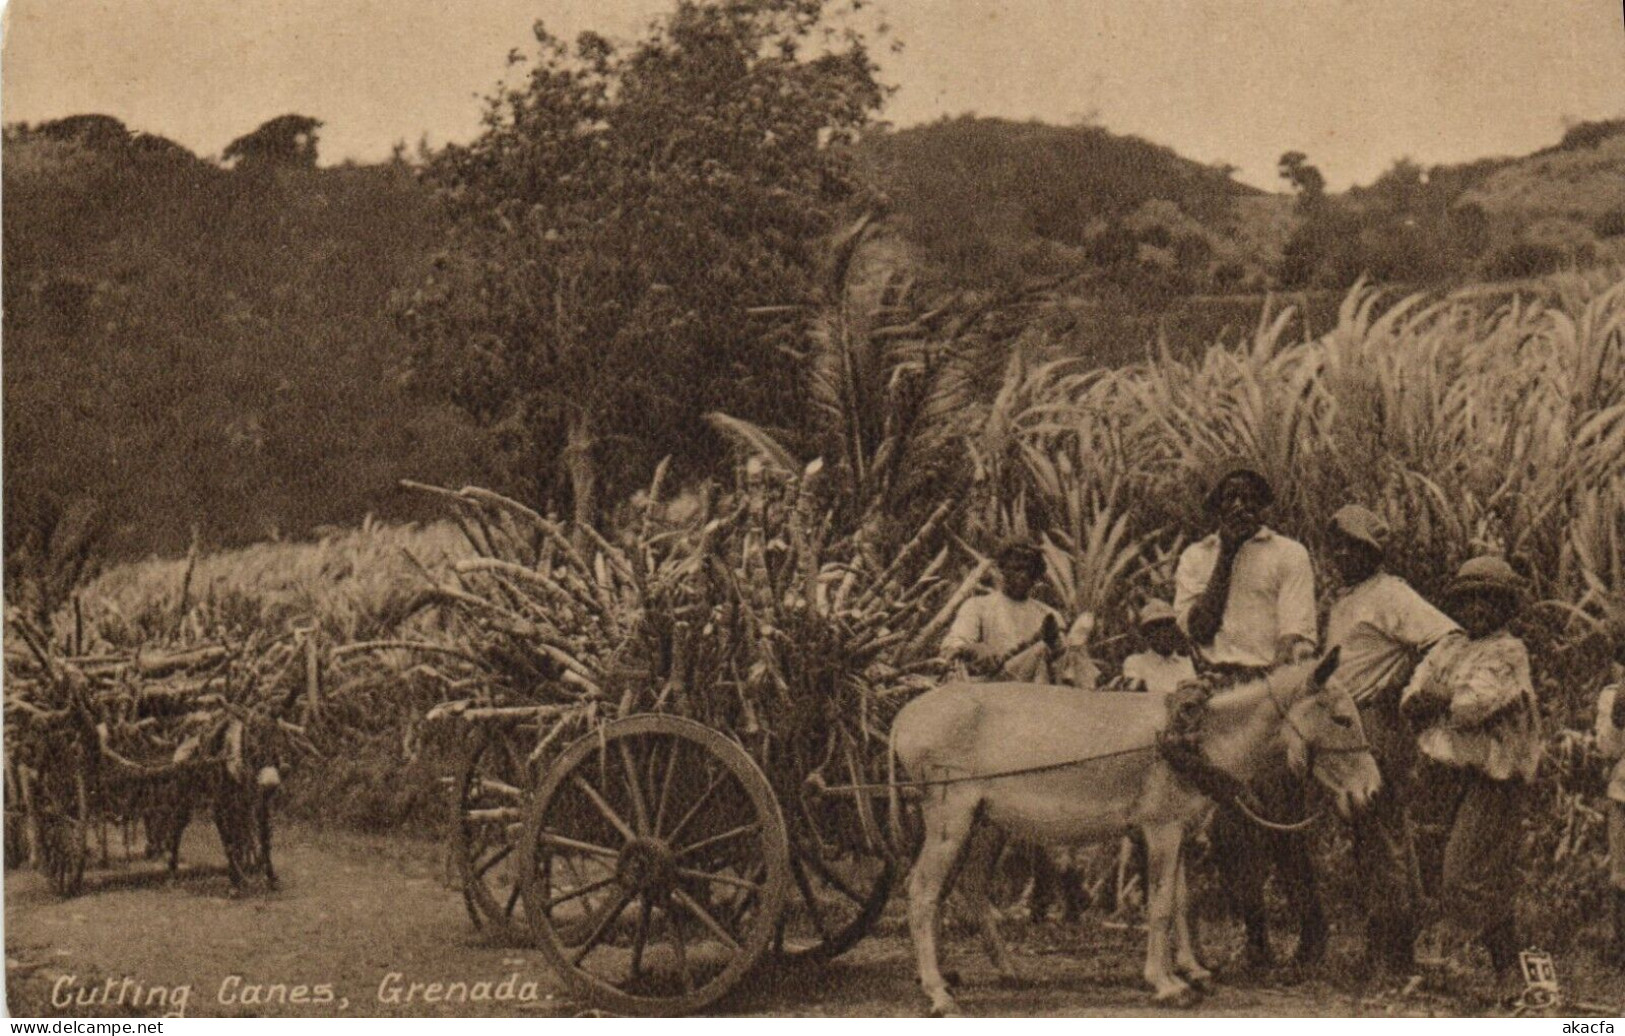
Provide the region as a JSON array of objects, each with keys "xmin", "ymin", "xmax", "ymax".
[{"xmin": 3, "ymin": 0, "xmax": 1624, "ymax": 1020}]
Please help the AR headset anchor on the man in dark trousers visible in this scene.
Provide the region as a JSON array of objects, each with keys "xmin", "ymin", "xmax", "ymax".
[
  {"xmin": 1323, "ymin": 504, "xmax": 1463, "ymax": 975},
  {"xmin": 1173, "ymin": 462, "xmax": 1324, "ymax": 972}
]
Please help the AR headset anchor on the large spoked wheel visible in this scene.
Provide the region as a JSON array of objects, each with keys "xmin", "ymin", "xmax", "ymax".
[
  {"xmin": 35, "ymin": 749, "xmax": 90, "ymax": 897},
  {"xmin": 520, "ymin": 715, "xmax": 790, "ymax": 1017},
  {"xmin": 777, "ymin": 786, "xmax": 896, "ymax": 963},
  {"xmin": 452, "ymin": 726, "xmax": 533, "ymax": 940}
]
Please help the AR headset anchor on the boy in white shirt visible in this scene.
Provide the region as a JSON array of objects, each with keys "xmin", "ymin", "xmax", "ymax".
[
  {"xmin": 1595, "ymin": 637, "xmax": 1625, "ymax": 966},
  {"xmin": 942, "ymin": 541, "xmax": 1062, "ymax": 683},
  {"xmin": 1117, "ymin": 600, "xmax": 1197, "ymax": 695}
]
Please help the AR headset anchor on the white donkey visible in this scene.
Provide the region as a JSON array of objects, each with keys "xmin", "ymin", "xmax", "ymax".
[{"xmin": 891, "ymin": 651, "xmax": 1379, "ymax": 1015}]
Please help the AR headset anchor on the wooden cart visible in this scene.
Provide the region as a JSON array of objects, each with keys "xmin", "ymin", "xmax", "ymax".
[
  {"xmin": 5, "ymin": 642, "xmax": 291, "ymax": 898},
  {"xmin": 442, "ymin": 697, "xmax": 904, "ymax": 1016}
]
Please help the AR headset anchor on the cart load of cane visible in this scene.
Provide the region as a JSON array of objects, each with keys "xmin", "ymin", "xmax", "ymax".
[
  {"xmin": 3, "ymin": 611, "xmax": 316, "ymax": 896},
  {"xmin": 381, "ymin": 466, "xmax": 984, "ymax": 1014}
]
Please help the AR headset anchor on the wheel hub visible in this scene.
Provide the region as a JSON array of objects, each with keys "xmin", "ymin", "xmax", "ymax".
[{"xmin": 616, "ymin": 837, "xmax": 676, "ymax": 895}]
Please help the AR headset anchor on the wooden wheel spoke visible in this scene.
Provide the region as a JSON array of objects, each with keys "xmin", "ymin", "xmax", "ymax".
[
  {"xmin": 666, "ymin": 902, "xmax": 692, "ymax": 993},
  {"xmin": 674, "ymin": 821, "xmax": 759, "ymax": 861},
  {"xmin": 629, "ymin": 897, "xmax": 653, "ymax": 980},
  {"xmin": 474, "ymin": 844, "xmax": 513, "ymax": 878},
  {"xmin": 616, "ymin": 741, "xmax": 651, "ymax": 835},
  {"xmin": 545, "ymin": 875, "xmax": 620, "ymax": 910},
  {"xmin": 790, "ymin": 857, "xmax": 836, "ymax": 943},
  {"xmin": 571, "ymin": 776, "xmax": 637, "ymax": 843},
  {"xmin": 665, "ymin": 770, "xmax": 729, "ymax": 846},
  {"xmin": 536, "ymin": 832, "xmax": 621, "ymax": 859},
  {"xmin": 675, "ymin": 867, "xmax": 762, "ymax": 894},
  {"xmin": 725, "ymin": 863, "xmax": 767, "ymax": 929},
  {"xmin": 671, "ymin": 889, "xmax": 742, "ymax": 954},
  {"xmin": 802, "ymin": 852, "xmax": 869, "ymax": 905},
  {"xmin": 570, "ymin": 888, "xmax": 634, "ymax": 966},
  {"xmin": 653, "ymin": 739, "xmax": 681, "ymax": 836}
]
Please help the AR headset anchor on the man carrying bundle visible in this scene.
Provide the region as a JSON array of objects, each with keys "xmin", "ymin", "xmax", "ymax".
[
  {"xmin": 1401, "ymin": 556, "xmax": 1542, "ymax": 981},
  {"xmin": 1173, "ymin": 461, "xmax": 1324, "ymax": 970},
  {"xmin": 1322, "ymin": 504, "xmax": 1464, "ymax": 975},
  {"xmin": 942, "ymin": 540, "xmax": 1064, "ymax": 683}
]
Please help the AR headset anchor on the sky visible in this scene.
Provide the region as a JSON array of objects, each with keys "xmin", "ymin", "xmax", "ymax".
[{"xmin": 3, "ymin": 0, "xmax": 1623, "ymax": 190}]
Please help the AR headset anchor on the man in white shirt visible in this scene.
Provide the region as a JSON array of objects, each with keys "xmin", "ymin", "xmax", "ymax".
[
  {"xmin": 1175, "ymin": 462, "xmax": 1325, "ymax": 971},
  {"xmin": 1174, "ymin": 466, "xmax": 1318, "ymax": 671},
  {"xmin": 942, "ymin": 541, "xmax": 1062, "ymax": 683},
  {"xmin": 1323, "ymin": 504, "xmax": 1463, "ymax": 975}
]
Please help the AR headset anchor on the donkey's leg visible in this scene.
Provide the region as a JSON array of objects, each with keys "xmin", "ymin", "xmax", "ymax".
[
  {"xmin": 908, "ymin": 788, "xmax": 981, "ymax": 1017},
  {"xmin": 259, "ymin": 796, "xmax": 278, "ymax": 891},
  {"xmin": 1172, "ymin": 844, "xmax": 1212, "ymax": 991},
  {"xmin": 1142, "ymin": 824, "xmax": 1193, "ymax": 1004},
  {"xmin": 1210, "ymin": 804, "xmax": 1272, "ymax": 970},
  {"xmin": 955, "ymin": 821, "xmax": 1022, "ymax": 985}
]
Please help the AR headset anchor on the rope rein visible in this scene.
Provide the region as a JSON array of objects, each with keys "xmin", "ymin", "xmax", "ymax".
[
  {"xmin": 820, "ymin": 742, "xmax": 1161, "ymax": 794},
  {"xmin": 821, "ymin": 675, "xmax": 1368, "ymax": 835}
]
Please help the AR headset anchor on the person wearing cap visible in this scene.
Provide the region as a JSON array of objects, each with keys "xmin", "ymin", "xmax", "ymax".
[
  {"xmin": 1592, "ymin": 635, "xmax": 1625, "ymax": 966},
  {"xmin": 1117, "ymin": 600, "xmax": 1197, "ymax": 696},
  {"xmin": 1401, "ymin": 555, "xmax": 1542, "ymax": 979},
  {"xmin": 941, "ymin": 541, "xmax": 1063, "ymax": 683},
  {"xmin": 1174, "ymin": 461, "xmax": 1325, "ymax": 970},
  {"xmin": 1323, "ymin": 503, "xmax": 1465, "ymax": 975}
]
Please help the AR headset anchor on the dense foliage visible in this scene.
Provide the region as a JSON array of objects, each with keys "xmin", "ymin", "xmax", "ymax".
[
  {"xmin": 398, "ymin": 0, "xmax": 886, "ymax": 533},
  {"xmin": 1, "ymin": 118, "xmax": 483, "ymax": 610}
]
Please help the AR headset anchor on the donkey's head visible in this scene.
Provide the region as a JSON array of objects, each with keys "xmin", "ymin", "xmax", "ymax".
[{"xmin": 1274, "ymin": 648, "xmax": 1381, "ymax": 818}]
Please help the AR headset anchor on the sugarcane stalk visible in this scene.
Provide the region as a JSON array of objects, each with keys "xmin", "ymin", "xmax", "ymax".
[
  {"xmin": 907, "ymin": 558, "xmax": 992, "ymax": 657},
  {"xmin": 853, "ymin": 500, "xmax": 953, "ymax": 612}
]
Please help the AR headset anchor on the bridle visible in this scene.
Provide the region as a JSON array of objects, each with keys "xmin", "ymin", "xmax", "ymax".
[{"xmin": 1263, "ymin": 679, "xmax": 1373, "ymax": 774}]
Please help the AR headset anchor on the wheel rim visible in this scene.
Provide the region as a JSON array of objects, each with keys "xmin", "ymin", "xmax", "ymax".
[
  {"xmin": 521, "ymin": 715, "xmax": 789, "ymax": 1016},
  {"xmin": 776, "ymin": 844, "xmax": 894, "ymax": 963},
  {"xmin": 453, "ymin": 728, "xmax": 532, "ymax": 937}
]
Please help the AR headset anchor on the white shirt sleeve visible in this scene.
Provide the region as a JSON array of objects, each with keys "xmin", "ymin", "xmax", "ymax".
[
  {"xmin": 940, "ymin": 599, "xmax": 981, "ymax": 658},
  {"xmin": 1388, "ymin": 582, "xmax": 1461, "ymax": 648},
  {"xmin": 1122, "ymin": 654, "xmax": 1148, "ymax": 684},
  {"xmin": 1172, "ymin": 544, "xmax": 1207, "ymax": 636},
  {"xmin": 1275, "ymin": 540, "xmax": 1318, "ymax": 649}
]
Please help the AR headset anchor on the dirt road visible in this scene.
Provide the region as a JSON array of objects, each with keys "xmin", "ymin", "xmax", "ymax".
[{"xmin": 3, "ymin": 822, "xmax": 1610, "ymax": 1018}]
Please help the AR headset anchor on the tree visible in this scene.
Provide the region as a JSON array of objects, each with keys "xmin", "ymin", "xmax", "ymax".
[
  {"xmin": 1277, "ymin": 150, "xmax": 1326, "ymax": 207},
  {"xmin": 398, "ymin": 0, "xmax": 884, "ymax": 534},
  {"xmin": 223, "ymin": 114, "xmax": 323, "ymax": 171}
]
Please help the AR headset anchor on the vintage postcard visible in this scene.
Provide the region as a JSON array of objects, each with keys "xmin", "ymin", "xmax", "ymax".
[{"xmin": 4, "ymin": 0, "xmax": 1624, "ymax": 1021}]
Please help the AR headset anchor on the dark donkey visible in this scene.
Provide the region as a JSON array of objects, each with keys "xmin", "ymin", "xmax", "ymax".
[{"xmin": 144, "ymin": 683, "xmax": 304, "ymax": 890}]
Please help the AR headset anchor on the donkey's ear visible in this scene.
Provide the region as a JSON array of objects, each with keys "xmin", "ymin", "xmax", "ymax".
[{"xmin": 1309, "ymin": 646, "xmax": 1342, "ymax": 692}]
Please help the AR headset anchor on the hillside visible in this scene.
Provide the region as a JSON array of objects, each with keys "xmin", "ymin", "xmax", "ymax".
[
  {"xmin": 862, "ymin": 116, "xmax": 1283, "ymax": 292},
  {"xmin": 6, "ymin": 111, "xmax": 1623, "ymax": 578},
  {"xmin": 2, "ymin": 123, "xmax": 485, "ymax": 571}
]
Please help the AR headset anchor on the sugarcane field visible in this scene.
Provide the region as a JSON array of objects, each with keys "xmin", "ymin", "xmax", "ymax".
[{"xmin": 5, "ymin": 0, "xmax": 1625, "ymax": 1025}]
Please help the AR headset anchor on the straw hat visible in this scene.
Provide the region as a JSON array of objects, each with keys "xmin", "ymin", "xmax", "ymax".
[
  {"xmin": 1447, "ymin": 555, "xmax": 1526, "ymax": 600},
  {"xmin": 1329, "ymin": 504, "xmax": 1390, "ymax": 553}
]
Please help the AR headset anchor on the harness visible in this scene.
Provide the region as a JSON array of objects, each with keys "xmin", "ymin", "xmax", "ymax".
[{"xmin": 817, "ymin": 673, "xmax": 1371, "ymax": 835}]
